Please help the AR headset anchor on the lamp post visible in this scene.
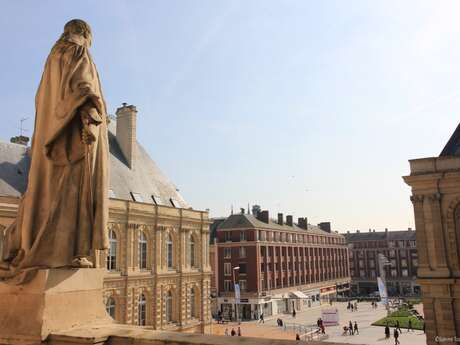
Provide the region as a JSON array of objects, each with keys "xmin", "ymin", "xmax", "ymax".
[{"xmin": 232, "ymin": 266, "xmax": 240, "ymax": 324}]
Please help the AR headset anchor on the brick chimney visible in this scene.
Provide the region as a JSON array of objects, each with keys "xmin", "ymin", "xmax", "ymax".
[
  {"xmin": 115, "ymin": 103, "xmax": 138, "ymax": 169},
  {"xmin": 318, "ymin": 222, "xmax": 331, "ymax": 233},
  {"xmin": 286, "ymin": 215, "xmax": 293, "ymax": 226},
  {"xmin": 277, "ymin": 213, "xmax": 284, "ymax": 225},
  {"xmin": 298, "ymin": 217, "xmax": 308, "ymax": 230},
  {"xmin": 257, "ymin": 210, "xmax": 269, "ymax": 224}
]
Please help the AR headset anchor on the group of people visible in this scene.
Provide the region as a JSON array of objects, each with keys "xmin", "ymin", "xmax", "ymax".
[
  {"xmin": 276, "ymin": 318, "xmax": 284, "ymax": 327},
  {"xmin": 224, "ymin": 327, "xmax": 242, "ymax": 337},
  {"xmin": 342, "ymin": 321, "xmax": 359, "ymax": 335},
  {"xmin": 371, "ymin": 301, "xmax": 378, "ymax": 309},
  {"xmin": 347, "ymin": 301, "xmax": 358, "ymax": 312},
  {"xmin": 385, "ymin": 324, "xmax": 400, "ymax": 344}
]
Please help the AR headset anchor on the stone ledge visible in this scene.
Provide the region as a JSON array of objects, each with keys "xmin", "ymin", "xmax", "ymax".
[{"xmin": 49, "ymin": 325, "xmax": 364, "ymax": 345}]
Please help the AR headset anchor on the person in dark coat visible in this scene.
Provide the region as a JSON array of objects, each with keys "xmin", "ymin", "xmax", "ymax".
[
  {"xmin": 354, "ymin": 321, "xmax": 359, "ymax": 335},
  {"xmin": 394, "ymin": 328, "xmax": 400, "ymax": 345},
  {"xmin": 231, "ymin": 328, "xmax": 236, "ymax": 336},
  {"xmin": 385, "ymin": 324, "xmax": 390, "ymax": 338},
  {"xmin": 349, "ymin": 321, "xmax": 353, "ymax": 335}
]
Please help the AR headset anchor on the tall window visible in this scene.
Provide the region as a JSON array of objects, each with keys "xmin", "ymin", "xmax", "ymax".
[
  {"xmin": 139, "ymin": 231, "xmax": 147, "ymax": 270},
  {"xmin": 165, "ymin": 291, "xmax": 173, "ymax": 322},
  {"xmin": 224, "ymin": 262, "xmax": 231, "ymax": 275},
  {"xmin": 239, "ymin": 247, "xmax": 247, "ymax": 258},
  {"xmin": 138, "ymin": 294, "xmax": 146, "ymax": 326},
  {"xmin": 107, "ymin": 230, "xmax": 117, "ymax": 271},
  {"xmin": 190, "ymin": 287, "xmax": 196, "ymax": 318},
  {"xmin": 167, "ymin": 234, "xmax": 173, "ymax": 269},
  {"xmin": 240, "ymin": 231, "xmax": 247, "ymax": 241},
  {"xmin": 106, "ymin": 297, "xmax": 116, "ymax": 319},
  {"xmin": 189, "ymin": 235, "xmax": 195, "ymax": 267}
]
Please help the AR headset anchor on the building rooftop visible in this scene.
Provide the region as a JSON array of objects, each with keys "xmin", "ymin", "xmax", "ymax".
[
  {"xmin": 0, "ymin": 111, "xmax": 189, "ymax": 209},
  {"xmin": 344, "ymin": 229, "xmax": 416, "ymax": 242},
  {"xmin": 216, "ymin": 213, "xmax": 342, "ymax": 237}
]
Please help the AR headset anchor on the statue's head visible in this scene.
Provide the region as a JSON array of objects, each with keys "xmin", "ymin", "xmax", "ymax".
[{"xmin": 59, "ymin": 19, "xmax": 92, "ymax": 47}]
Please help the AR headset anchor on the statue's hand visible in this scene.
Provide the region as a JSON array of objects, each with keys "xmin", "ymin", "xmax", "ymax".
[{"xmin": 81, "ymin": 113, "xmax": 96, "ymax": 144}]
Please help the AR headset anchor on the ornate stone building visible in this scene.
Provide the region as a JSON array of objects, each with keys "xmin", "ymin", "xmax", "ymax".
[
  {"xmin": 403, "ymin": 125, "xmax": 460, "ymax": 344},
  {"xmin": 0, "ymin": 104, "xmax": 212, "ymax": 333}
]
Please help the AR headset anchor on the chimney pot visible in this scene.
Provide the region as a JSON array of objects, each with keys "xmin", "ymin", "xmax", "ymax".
[
  {"xmin": 278, "ymin": 213, "xmax": 284, "ymax": 225},
  {"xmin": 286, "ymin": 215, "xmax": 293, "ymax": 226},
  {"xmin": 318, "ymin": 222, "xmax": 331, "ymax": 233},
  {"xmin": 257, "ymin": 210, "xmax": 269, "ymax": 224}
]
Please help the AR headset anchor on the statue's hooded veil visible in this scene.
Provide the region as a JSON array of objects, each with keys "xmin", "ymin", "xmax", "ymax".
[{"xmin": 2, "ymin": 19, "xmax": 109, "ymax": 275}]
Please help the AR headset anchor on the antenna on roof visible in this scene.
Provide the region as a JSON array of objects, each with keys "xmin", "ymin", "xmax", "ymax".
[{"xmin": 19, "ymin": 117, "xmax": 29, "ymax": 136}]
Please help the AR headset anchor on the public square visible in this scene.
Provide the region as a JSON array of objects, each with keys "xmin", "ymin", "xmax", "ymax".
[{"xmin": 211, "ymin": 301, "xmax": 427, "ymax": 345}]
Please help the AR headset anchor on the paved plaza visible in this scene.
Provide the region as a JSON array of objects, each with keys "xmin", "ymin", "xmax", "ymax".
[{"xmin": 211, "ymin": 301, "xmax": 427, "ymax": 345}]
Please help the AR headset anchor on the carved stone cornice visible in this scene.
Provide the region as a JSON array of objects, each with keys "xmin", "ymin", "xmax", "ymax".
[{"xmin": 410, "ymin": 194, "xmax": 424, "ymax": 205}]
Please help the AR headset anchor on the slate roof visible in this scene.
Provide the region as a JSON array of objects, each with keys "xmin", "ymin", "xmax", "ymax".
[
  {"xmin": 0, "ymin": 122, "xmax": 189, "ymax": 209},
  {"xmin": 344, "ymin": 230, "xmax": 416, "ymax": 242},
  {"xmin": 217, "ymin": 213, "xmax": 342, "ymax": 237},
  {"xmin": 440, "ymin": 122, "xmax": 460, "ymax": 156}
]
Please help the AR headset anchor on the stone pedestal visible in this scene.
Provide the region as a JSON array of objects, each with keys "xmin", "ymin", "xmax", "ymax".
[{"xmin": 0, "ymin": 268, "xmax": 112, "ymax": 345}]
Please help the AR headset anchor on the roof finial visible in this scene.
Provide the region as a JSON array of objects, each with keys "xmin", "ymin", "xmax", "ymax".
[
  {"xmin": 247, "ymin": 203, "xmax": 250, "ymax": 214},
  {"xmin": 231, "ymin": 204, "xmax": 234, "ymax": 215}
]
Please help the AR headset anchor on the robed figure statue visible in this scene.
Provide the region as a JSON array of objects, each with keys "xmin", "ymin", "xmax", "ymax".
[{"xmin": 0, "ymin": 19, "xmax": 109, "ymax": 280}]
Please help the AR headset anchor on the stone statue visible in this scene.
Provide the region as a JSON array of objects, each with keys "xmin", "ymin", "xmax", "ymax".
[{"xmin": 0, "ymin": 19, "xmax": 109, "ymax": 281}]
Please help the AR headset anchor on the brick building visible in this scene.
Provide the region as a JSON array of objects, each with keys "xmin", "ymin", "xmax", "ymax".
[
  {"xmin": 214, "ymin": 210, "xmax": 350, "ymax": 320},
  {"xmin": 344, "ymin": 229, "xmax": 419, "ymax": 296}
]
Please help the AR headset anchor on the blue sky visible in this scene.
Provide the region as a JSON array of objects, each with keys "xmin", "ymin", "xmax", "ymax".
[{"xmin": 1, "ymin": 1, "xmax": 460, "ymax": 232}]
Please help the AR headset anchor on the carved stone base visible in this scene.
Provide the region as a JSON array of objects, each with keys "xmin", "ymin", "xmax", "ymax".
[{"xmin": 0, "ymin": 268, "xmax": 112, "ymax": 345}]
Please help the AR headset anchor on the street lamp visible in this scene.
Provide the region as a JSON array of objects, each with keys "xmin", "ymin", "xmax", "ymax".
[{"xmin": 232, "ymin": 266, "xmax": 240, "ymax": 324}]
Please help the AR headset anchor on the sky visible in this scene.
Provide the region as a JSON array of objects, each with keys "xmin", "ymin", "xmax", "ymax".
[{"xmin": 1, "ymin": 1, "xmax": 460, "ymax": 232}]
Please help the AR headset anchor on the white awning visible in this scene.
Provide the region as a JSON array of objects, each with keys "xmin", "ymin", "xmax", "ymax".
[{"xmin": 290, "ymin": 291, "xmax": 309, "ymax": 299}]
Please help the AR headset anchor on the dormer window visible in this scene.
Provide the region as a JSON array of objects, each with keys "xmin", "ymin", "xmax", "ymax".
[
  {"xmin": 152, "ymin": 195, "xmax": 163, "ymax": 205},
  {"xmin": 130, "ymin": 192, "xmax": 144, "ymax": 203},
  {"xmin": 170, "ymin": 198, "xmax": 180, "ymax": 208}
]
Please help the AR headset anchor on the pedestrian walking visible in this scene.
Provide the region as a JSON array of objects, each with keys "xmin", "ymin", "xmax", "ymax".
[
  {"xmin": 296, "ymin": 334, "xmax": 300, "ymax": 341},
  {"xmin": 354, "ymin": 321, "xmax": 359, "ymax": 335},
  {"xmin": 408, "ymin": 319, "xmax": 413, "ymax": 332},
  {"xmin": 396, "ymin": 320, "xmax": 402, "ymax": 333},
  {"xmin": 321, "ymin": 324, "xmax": 325, "ymax": 334},
  {"xmin": 224, "ymin": 328, "xmax": 228, "ymax": 336},
  {"xmin": 237, "ymin": 327, "xmax": 241, "ymax": 336},
  {"xmin": 259, "ymin": 313, "xmax": 264, "ymax": 324},
  {"xmin": 354, "ymin": 302, "xmax": 358, "ymax": 312},
  {"xmin": 351, "ymin": 304, "xmax": 354, "ymax": 312},
  {"xmin": 349, "ymin": 321, "xmax": 354, "ymax": 335},
  {"xmin": 292, "ymin": 309, "xmax": 296, "ymax": 318},
  {"xmin": 231, "ymin": 328, "xmax": 236, "ymax": 336},
  {"xmin": 385, "ymin": 324, "xmax": 390, "ymax": 339},
  {"xmin": 394, "ymin": 328, "xmax": 400, "ymax": 345}
]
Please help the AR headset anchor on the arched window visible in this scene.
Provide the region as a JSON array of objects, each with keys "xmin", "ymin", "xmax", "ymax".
[
  {"xmin": 138, "ymin": 293, "xmax": 146, "ymax": 326},
  {"xmin": 167, "ymin": 234, "xmax": 173, "ymax": 269},
  {"xmin": 107, "ymin": 230, "xmax": 117, "ymax": 271},
  {"xmin": 139, "ymin": 231, "xmax": 147, "ymax": 270},
  {"xmin": 165, "ymin": 291, "xmax": 173, "ymax": 322},
  {"xmin": 190, "ymin": 287, "xmax": 196, "ymax": 318},
  {"xmin": 190, "ymin": 235, "xmax": 195, "ymax": 268},
  {"xmin": 106, "ymin": 297, "xmax": 116, "ymax": 319}
]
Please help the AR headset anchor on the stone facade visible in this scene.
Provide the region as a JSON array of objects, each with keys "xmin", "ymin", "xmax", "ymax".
[
  {"xmin": 0, "ymin": 195, "xmax": 212, "ymax": 333},
  {"xmin": 403, "ymin": 156, "xmax": 460, "ymax": 345},
  {"xmin": 0, "ymin": 103, "xmax": 212, "ymax": 334}
]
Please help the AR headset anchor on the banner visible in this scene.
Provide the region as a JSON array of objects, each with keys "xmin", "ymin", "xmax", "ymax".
[
  {"xmin": 377, "ymin": 277, "xmax": 388, "ymax": 304},
  {"xmin": 234, "ymin": 283, "xmax": 240, "ymax": 303},
  {"xmin": 321, "ymin": 308, "xmax": 339, "ymax": 326}
]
